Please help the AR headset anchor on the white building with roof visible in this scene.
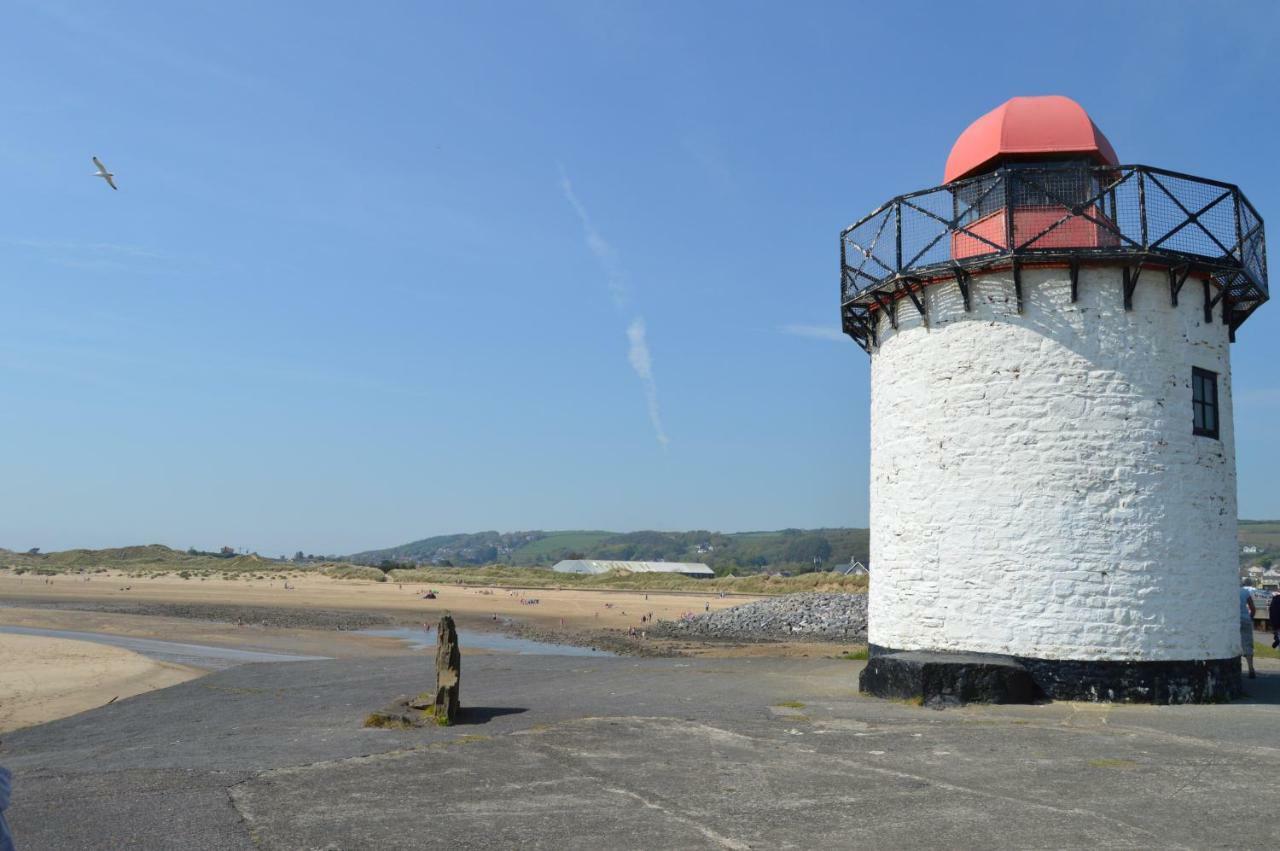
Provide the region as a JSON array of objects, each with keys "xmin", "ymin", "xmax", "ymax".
[
  {"xmin": 835, "ymin": 560, "xmax": 869, "ymax": 577},
  {"xmin": 842, "ymin": 95, "xmax": 1269, "ymax": 704}
]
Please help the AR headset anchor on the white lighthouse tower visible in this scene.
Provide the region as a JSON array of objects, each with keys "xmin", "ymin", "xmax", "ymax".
[{"xmin": 843, "ymin": 96, "xmax": 1269, "ymax": 703}]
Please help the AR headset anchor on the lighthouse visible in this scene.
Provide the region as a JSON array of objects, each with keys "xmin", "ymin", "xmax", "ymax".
[{"xmin": 842, "ymin": 96, "xmax": 1269, "ymax": 704}]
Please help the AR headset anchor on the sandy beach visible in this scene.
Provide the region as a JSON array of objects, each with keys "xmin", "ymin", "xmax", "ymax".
[
  {"xmin": 0, "ymin": 633, "xmax": 199, "ymax": 734},
  {"xmin": 0, "ymin": 570, "xmax": 756, "ymax": 633}
]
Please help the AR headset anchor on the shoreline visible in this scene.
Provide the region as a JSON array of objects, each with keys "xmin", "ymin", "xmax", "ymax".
[
  {"xmin": 0, "ymin": 633, "xmax": 202, "ymax": 734},
  {"xmin": 0, "ymin": 570, "xmax": 776, "ymax": 653},
  {"xmin": 2, "ymin": 597, "xmax": 864, "ymax": 660}
]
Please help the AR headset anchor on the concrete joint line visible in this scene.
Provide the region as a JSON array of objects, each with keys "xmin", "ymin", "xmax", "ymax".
[
  {"xmin": 527, "ymin": 718, "xmax": 756, "ymax": 849},
  {"xmin": 806, "ymin": 745, "xmax": 1187, "ymax": 848},
  {"xmin": 602, "ymin": 786, "xmax": 751, "ymax": 851}
]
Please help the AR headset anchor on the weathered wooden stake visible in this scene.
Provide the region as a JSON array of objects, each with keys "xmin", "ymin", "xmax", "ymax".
[{"xmin": 434, "ymin": 615, "xmax": 460, "ymax": 724}]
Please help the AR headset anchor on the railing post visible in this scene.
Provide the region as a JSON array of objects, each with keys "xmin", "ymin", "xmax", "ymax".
[
  {"xmin": 894, "ymin": 200, "xmax": 902, "ymax": 275},
  {"xmin": 1233, "ymin": 189, "xmax": 1244, "ymax": 262},
  {"xmin": 840, "ymin": 235, "xmax": 847, "ymax": 303},
  {"xmin": 1227, "ymin": 190, "xmax": 1245, "ymax": 331},
  {"xmin": 1002, "ymin": 169, "xmax": 1014, "ymax": 252},
  {"xmin": 1137, "ymin": 169, "xmax": 1148, "ymax": 250}
]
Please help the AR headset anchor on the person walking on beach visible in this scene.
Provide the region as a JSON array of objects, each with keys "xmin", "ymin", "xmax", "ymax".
[{"xmin": 1241, "ymin": 582, "xmax": 1257, "ymax": 679}]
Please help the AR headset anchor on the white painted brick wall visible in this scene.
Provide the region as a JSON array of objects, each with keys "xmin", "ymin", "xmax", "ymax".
[{"xmin": 868, "ymin": 266, "xmax": 1238, "ymax": 661}]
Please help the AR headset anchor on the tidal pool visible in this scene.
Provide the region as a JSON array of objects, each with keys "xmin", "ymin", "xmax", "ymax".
[
  {"xmin": 360, "ymin": 627, "xmax": 613, "ymax": 657},
  {"xmin": 0, "ymin": 625, "xmax": 329, "ymax": 669}
]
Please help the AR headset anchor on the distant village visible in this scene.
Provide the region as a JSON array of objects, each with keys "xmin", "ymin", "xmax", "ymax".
[{"xmin": 1243, "ymin": 550, "xmax": 1279, "ymax": 589}]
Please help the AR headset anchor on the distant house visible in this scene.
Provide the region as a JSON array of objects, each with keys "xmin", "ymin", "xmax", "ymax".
[
  {"xmin": 1261, "ymin": 568, "xmax": 1280, "ymax": 590},
  {"xmin": 552, "ymin": 560, "xmax": 714, "ymax": 579},
  {"xmin": 835, "ymin": 560, "xmax": 870, "ymax": 577},
  {"xmin": 1242, "ymin": 545, "xmax": 1261, "ymax": 555}
]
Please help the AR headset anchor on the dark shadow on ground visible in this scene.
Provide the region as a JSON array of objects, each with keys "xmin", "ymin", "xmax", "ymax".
[
  {"xmin": 1239, "ymin": 668, "xmax": 1280, "ymax": 705},
  {"xmin": 458, "ymin": 706, "xmax": 527, "ymax": 724}
]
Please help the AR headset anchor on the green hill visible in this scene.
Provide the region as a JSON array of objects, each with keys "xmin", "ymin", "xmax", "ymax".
[
  {"xmin": 349, "ymin": 527, "xmax": 871, "ymax": 574},
  {"xmin": 347, "ymin": 531, "xmax": 547, "ymax": 567},
  {"xmin": 509, "ymin": 531, "xmax": 614, "ymax": 564},
  {"xmin": 1240, "ymin": 521, "xmax": 1280, "ymax": 563}
]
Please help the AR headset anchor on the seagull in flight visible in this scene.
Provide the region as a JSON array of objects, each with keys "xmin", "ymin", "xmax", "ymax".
[{"xmin": 92, "ymin": 156, "xmax": 117, "ymax": 190}]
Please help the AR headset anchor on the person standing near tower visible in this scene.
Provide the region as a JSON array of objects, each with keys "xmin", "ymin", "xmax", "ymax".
[
  {"xmin": 1270, "ymin": 591, "xmax": 1280, "ymax": 650},
  {"xmin": 1241, "ymin": 582, "xmax": 1257, "ymax": 679}
]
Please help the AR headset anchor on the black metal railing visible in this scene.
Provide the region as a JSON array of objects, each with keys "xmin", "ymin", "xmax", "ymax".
[{"xmin": 839, "ymin": 163, "xmax": 1268, "ymax": 352}]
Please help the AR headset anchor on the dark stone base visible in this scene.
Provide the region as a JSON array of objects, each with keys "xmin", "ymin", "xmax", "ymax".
[
  {"xmin": 860, "ymin": 651, "xmax": 1041, "ymax": 708},
  {"xmin": 863, "ymin": 645, "xmax": 1242, "ymax": 705},
  {"xmin": 1015, "ymin": 655, "xmax": 1241, "ymax": 704}
]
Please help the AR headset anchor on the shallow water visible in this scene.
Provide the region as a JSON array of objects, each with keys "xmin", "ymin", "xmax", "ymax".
[
  {"xmin": 0, "ymin": 625, "xmax": 329, "ymax": 670},
  {"xmin": 360, "ymin": 627, "xmax": 613, "ymax": 657}
]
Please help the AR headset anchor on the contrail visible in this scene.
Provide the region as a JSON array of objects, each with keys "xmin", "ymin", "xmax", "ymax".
[
  {"xmin": 560, "ymin": 169, "xmax": 669, "ymax": 450},
  {"xmin": 626, "ymin": 317, "xmax": 669, "ymax": 449},
  {"xmin": 560, "ymin": 171, "xmax": 627, "ymax": 310}
]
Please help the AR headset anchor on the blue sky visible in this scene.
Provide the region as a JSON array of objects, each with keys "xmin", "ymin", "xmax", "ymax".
[{"xmin": 2, "ymin": 1, "xmax": 1278, "ymax": 555}]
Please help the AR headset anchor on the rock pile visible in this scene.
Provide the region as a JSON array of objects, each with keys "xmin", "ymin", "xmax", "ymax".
[{"xmin": 651, "ymin": 592, "xmax": 867, "ymax": 642}]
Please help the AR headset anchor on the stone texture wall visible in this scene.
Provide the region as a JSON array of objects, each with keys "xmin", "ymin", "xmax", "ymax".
[{"xmin": 868, "ymin": 265, "xmax": 1238, "ymax": 661}]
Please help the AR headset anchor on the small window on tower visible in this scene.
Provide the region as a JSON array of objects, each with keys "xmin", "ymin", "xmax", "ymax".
[{"xmin": 1192, "ymin": 367, "xmax": 1219, "ymax": 439}]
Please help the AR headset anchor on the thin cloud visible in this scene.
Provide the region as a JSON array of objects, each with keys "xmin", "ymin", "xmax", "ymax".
[
  {"xmin": 560, "ymin": 169, "xmax": 668, "ymax": 449},
  {"xmin": 626, "ymin": 318, "xmax": 669, "ymax": 449},
  {"xmin": 780, "ymin": 323, "xmax": 846, "ymax": 342},
  {"xmin": 559, "ymin": 171, "xmax": 627, "ymax": 309}
]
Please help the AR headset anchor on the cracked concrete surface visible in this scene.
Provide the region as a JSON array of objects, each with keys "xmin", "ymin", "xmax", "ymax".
[{"xmin": 3, "ymin": 655, "xmax": 1278, "ymax": 849}]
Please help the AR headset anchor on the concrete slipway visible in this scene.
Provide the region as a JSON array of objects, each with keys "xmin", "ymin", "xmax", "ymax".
[{"xmin": 3, "ymin": 653, "xmax": 1279, "ymax": 849}]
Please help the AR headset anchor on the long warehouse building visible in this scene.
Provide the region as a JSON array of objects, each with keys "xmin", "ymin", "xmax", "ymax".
[{"xmin": 552, "ymin": 560, "xmax": 714, "ymax": 578}]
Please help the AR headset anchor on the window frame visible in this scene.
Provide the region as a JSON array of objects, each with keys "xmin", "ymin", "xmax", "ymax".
[{"xmin": 1192, "ymin": 366, "xmax": 1220, "ymax": 440}]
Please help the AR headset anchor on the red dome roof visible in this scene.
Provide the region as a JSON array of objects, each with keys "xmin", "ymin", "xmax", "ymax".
[{"xmin": 944, "ymin": 96, "xmax": 1119, "ymax": 183}]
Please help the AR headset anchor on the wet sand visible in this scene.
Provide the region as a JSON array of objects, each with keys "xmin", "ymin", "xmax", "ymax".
[{"xmin": 0, "ymin": 633, "xmax": 199, "ymax": 734}]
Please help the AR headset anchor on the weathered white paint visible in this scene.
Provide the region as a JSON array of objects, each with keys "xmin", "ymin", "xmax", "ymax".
[{"xmin": 868, "ymin": 266, "xmax": 1238, "ymax": 661}]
